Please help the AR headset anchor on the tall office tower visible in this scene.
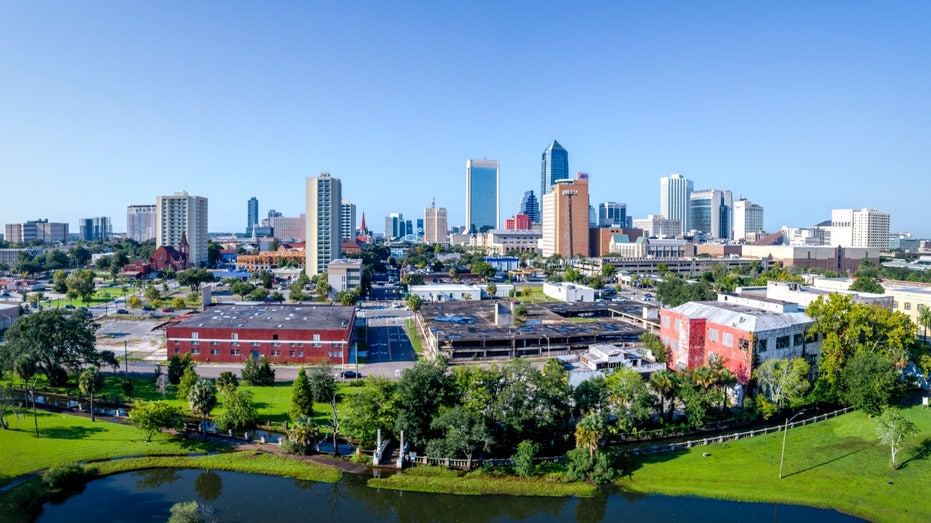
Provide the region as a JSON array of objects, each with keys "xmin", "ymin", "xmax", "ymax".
[
  {"xmin": 851, "ymin": 208, "xmax": 891, "ymax": 248},
  {"xmin": 540, "ymin": 140, "xmax": 569, "ymax": 198},
  {"xmin": 659, "ymin": 173, "xmax": 693, "ymax": 236},
  {"xmin": 689, "ymin": 189, "xmax": 734, "ymax": 239},
  {"xmin": 598, "ymin": 202, "xmax": 627, "ymax": 228},
  {"xmin": 519, "ymin": 190, "xmax": 540, "ymax": 224},
  {"xmin": 465, "ymin": 159, "xmax": 500, "ymax": 234},
  {"xmin": 424, "ymin": 200, "xmax": 449, "ymax": 244},
  {"xmin": 267, "ymin": 209, "xmax": 282, "ymax": 221},
  {"xmin": 79, "ymin": 217, "xmax": 112, "ymax": 241},
  {"xmin": 156, "ymin": 192, "xmax": 208, "ymax": 266},
  {"xmin": 270, "ymin": 214, "xmax": 306, "ymax": 241},
  {"xmin": 127, "ymin": 204, "xmax": 157, "ymax": 242},
  {"xmin": 541, "ymin": 173, "xmax": 590, "ymax": 258},
  {"xmin": 305, "ymin": 173, "xmax": 342, "ymax": 276},
  {"xmin": 384, "ymin": 213, "xmax": 404, "ymax": 240},
  {"xmin": 340, "ymin": 199, "xmax": 357, "ymax": 240},
  {"xmin": 733, "ymin": 199, "xmax": 764, "ymax": 241},
  {"xmin": 246, "ymin": 197, "xmax": 259, "ymax": 236}
]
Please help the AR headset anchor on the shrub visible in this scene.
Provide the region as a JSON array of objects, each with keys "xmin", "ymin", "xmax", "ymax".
[
  {"xmin": 42, "ymin": 463, "xmax": 95, "ymax": 492},
  {"xmin": 241, "ymin": 357, "xmax": 275, "ymax": 386},
  {"xmin": 512, "ymin": 440, "xmax": 539, "ymax": 477},
  {"xmin": 121, "ymin": 378, "xmax": 135, "ymax": 397}
]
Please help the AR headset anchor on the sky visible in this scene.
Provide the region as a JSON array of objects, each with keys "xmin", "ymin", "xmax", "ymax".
[{"xmin": 2, "ymin": 1, "xmax": 930, "ymax": 238}]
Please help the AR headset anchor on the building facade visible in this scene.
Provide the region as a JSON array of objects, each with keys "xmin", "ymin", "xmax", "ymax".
[
  {"xmin": 689, "ymin": 189, "xmax": 733, "ymax": 239},
  {"xmin": 519, "ymin": 190, "xmax": 540, "ymax": 224},
  {"xmin": 127, "ymin": 204, "xmax": 157, "ymax": 242},
  {"xmin": 327, "ymin": 258, "xmax": 363, "ymax": 293},
  {"xmin": 305, "ymin": 173, "xmax": 342, "ymax": 277},
  {"xmin": 465, "ymin": 159, "xmax": 500, "ymax": 234},
  {"xmin": 632, "ymin": 215, "xmax": 681, "ymax": 239},
  {"xmin": 246, "ymin": 197, "xmax": 259, "ymax": 236},
  {"xmin": 540, "ymin": 140, "xmax": 569, "ymax": 198},
  {"xmin": 659, "ymin": 173, "xmax": 693, "ymax": 235},
  {"xmin": 423, "ymin": 203, "xmax": 448, "ymax": 244},
  {"xmin": 598, "ymin": 202, "xmax": 627, "ymax": 228},
  {"xmin": 3, "ymin": 220, "xmax": 69, "ymax": 244},
  {"xmin": 270, "ymin": 214, "xmax": 306, "ymax": 241},
  {"xmin": 504, "ymin": 213, "xmax": 532, "ymax": 230},
  {"xmin": 541, "ymin": 174, "xmax": 590, "ymax": 258},
  {"xmin": 156, "ymin": 192, "xmax": 208, "ymax": 266},
  {"xmin": 340, "ymin": 199, "xmax": 356, "ymax": 240},
  {"xmin": 733, "ymin": 198, "xmax": 764, "ymax": 241},
  {"xmin": 79, "ymin": 217, "xmax": 111, "ymax": 242},
  {"xmin": 166, "ymin": 304, "xmax": 355, "ymax": 365}
]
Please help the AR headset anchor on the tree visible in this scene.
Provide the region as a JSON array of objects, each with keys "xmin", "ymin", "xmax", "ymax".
[
  {"xmin": 155, "ymin": 374, "xmax": 169, "ymax": 398},
  {"xmin": 471, "ymin": 261, "xmax": 496, "ymax": 281},
  {"xmin": 214, "ymin": 388, "xmax": 258, "ymax": 433},
  {"xmin": 574, "ymin": 412, "xmax": 609, "ymax": 459},
  {"xmin": 919, "ymin": 306, "xmax": 931, "ymax": 341},
  {"xmin": 177, "ymin": 268, "xmax": 215, "ymax": 292},
  {"xmin": 287, "ymin": 414, "xmax": 317, "ymax": 455},
  {"xmin": 755, "ymin": 357, "xmax": 811, "ymax": 410},
  {"xmin": 876, "ymin": 408, "xmax": 919, "ymax": 470},
  {"xmin": 172, "ymin": 297, "xmax": 187, "ymax": 310},
  {"xmin": 486, "ymin": 281, "xmax": 497, "ymax": 299},
  {"xmin": 167, "ymin": 355, "xmax": 194, "ymax": 385},
  {"xmin": 511, "ymin": 440, "xmax": 539, "ymax": 478},
  {"xmin": 0, "ymin": 309, "xmax": 101, "ymax": 386},
  {"xmin": 216, "ymin": 370, "xmax": 239, "ymax": 394},
  {"xmin": 167, "ymin": 501, "xmax": 204, "ymax": 523},
  {"xmin": 177, "ymin": 366, "xmax": 200, "ymax": 400},
  {"xmin": 394, "ymin": 359, "xmax": 454, "ymax": 447},
  {"xmin": 426, "ymin": 405, "xmax": 493, "ymax": 470},
  {"xmin": 78, "ymin": 366, "xmax": 104, "ymax": 422},
  {"xmin": 640, "ymin": 332, "xmax": 667, "ymax": 363},
  {"xmin": 655, "ymin": 275, "xmax": 717, "ymax": 308},
  {"xmin": 241, "ymin": 357, "xmax": 275, "ymax": 385},
  {"xmin": 850, "ymin": 276, "xmax": 884, "ymax": 294},
  {"xmin": 605, "ymin": 367, "xmax": 654, "ymax": 433},
  {"xmin": 649, "ymin": 369, "xmax": 677, "ymax": 421},
  {"xmin": 130, "ymin": 400, "xmax": 183, "ymax": 442},
  {"xmin": 66, "ymin": 269, "xmax": 97, "ymax": 305},
  {"xmin": 573, "ymin": 375, "xmax": 610, "ymax": 417},
  {"xmin": 344, "ymin": 376, "xmax": 397, "ymax": 448},
  {"xmin": 405, "ymin": 294, "xmax": 423, "ymax": 312},
  {"xmin": 187, "ymin": 378, "xmax": 218, "ymax": 442},
  {"xmin": 841, "ymin": 350, "xmax": 900, "ymax": 415},
  {"xmin": 307, "ymin": 364, "xmax": 336, "ymax": 404},
  {"xmin": 289, "ymin": 367, "xmax": 314, "ymax": 420},
  {"xmin": 229, "ymin": 281, "xmax": 255, "ymax": 301},
  {"xmin": 127, "ymin": 295, "xmax": 142, "ymax": 311}
]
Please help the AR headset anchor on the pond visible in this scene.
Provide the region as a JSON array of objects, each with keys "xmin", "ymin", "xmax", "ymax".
[{"xmin": 35, "ymin": 468, "xmax": 865, "ymax": 523}]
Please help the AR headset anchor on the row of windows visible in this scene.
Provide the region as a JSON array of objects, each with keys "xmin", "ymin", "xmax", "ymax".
[
  {"xmin": 176, "ymin": 340, "xmax": 324, "ymax": 348},
  {"xmin": 185, "ymin": 348, "xmax": 311, "ymax": 358}
]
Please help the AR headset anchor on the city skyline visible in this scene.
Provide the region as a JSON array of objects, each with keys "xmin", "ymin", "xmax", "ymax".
[{"xmin": 2, "ymin": 3, "xmax": 930, "ymax": 237}]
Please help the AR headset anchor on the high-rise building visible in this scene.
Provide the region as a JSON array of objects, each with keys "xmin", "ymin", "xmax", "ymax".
[
  {"xmin": 598, "ymin": 202, "xmax": 627, "ymax": 228},
  {"xmin": 505, "ymin": 214, "xmax": 532, "ymax": 230},
  {"xmin": 340, "ymin": 199, "xmax": 357, "ymax": 240},
  {"xmin": 385, "ymin": 213, "xmax": 404, "ymax": 241},
  {"xmin": 541, "ymin": 173, "xmax": 590, "ymax": 258},
  {"xmin": 424, "ymin": 200, "xmax": 448, "ymax": 244},
  {"xmin": 850, "ymin": 208, "xmax": 891, "ymax": 248},
  {"xmin": 519, "ymin": 190, "xmax": 540, "ymax": 224},
  {"xmin": 689, "ymin": 189, "xmax": 733, "ymax": 239},
  {"xmin": 465, "ymin": 159, "xmax": 500, "ymax": 234},
  {"xmin": 632, "ymin": 215, "xmax": 682, "ymax": 239},
  {"xmin": 246, "ymin": 197, "xmax": 259, "ymax": 236},
  {"xmin": 3, "ymin": 219, "xmax": 69, "ymax": 244},
  {"xmin": 733, "ymin": 199, "xmax": 764, "ymax": 241},
  {"xmin": 127, "ymin": 204, "xmax": 157, "ymax": 242},
  {"xmin": 659, "ymin": 173, "xmax": 693, "ymax": 236},
  {"xmin": 79, "ymin": 217, "xmax": 112, "ymax": 241},
  {"xmin": 305, "ymin": 173, "xmax": 342, "ymax": 276},
  {"xmin": 156, "ymin": 192, "xmax": 208, "ymax": 266},
  {"xmin": 270, "ymin": 214, "xmax": 306, "ymax": 241},
  {"xmin": 541, "ymin": 140, "xmax": 569, "ymax": 198}
]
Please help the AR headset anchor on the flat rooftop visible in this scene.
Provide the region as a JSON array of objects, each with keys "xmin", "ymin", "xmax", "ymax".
[{"xmin": 171, "ymin": 304, "xmax": 354, "ymax": 331}]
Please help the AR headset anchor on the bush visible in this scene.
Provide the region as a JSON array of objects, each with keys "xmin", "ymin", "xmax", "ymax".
[
  {"xmin": 564, "ymin": 448, "xmax": 620, "ymax": 485},
  {"xmin": 216, "ymin": 371, "xmax": 239, "ymax": 393},
  {"xmin": 121, "ymin": 378, "xmax": 135, "ymax": 397},
  {"xmin": 241, "ymin": 357, "xmax": 275, "ymax": 386},
  {"xmin": 512, "ymin": 440, "xmax": 539, "ymax": 477},
  {"xmin": 42, "ymin": 463, "xmax": 95, "ymax": 492}
]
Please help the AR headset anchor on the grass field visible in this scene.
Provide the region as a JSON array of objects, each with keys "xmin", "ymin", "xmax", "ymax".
[
  {"xmin": 619, "ymin": 404, "xmax": 931, "ymax": 523},
  {"xmin": 368, "ymin": 464, "xmax": 599, "ymax": 497},
  {"xmin": 514, "ymin": 285, "xmax": 557, "ymax": 304},
  {"xmin": 404, "ymin": 318, "xmax": 424, "ymax": 355}
]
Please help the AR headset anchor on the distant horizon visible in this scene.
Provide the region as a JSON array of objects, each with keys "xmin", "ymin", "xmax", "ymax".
[{"xmin": 3, "ymin": 3, "xmax": 929, "ymax": 237}]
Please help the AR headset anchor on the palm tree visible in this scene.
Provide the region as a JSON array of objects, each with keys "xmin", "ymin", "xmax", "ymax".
[
  {"xmin": 918, "ymin": 306, "xmax": 931, "ymax": 341},
  {"xmin": 649, "ymin": 369, "xmax": 677, "ymax": 421},
  {"xmin": 78, "ymin": 367, "xmax": 103, "ymax": 422},
  {"xmin": 188, "ymin": 378, "xmax": 218, "ymax": 442},
  {"xmin": 574, "ymin": 412, "xmax": 608, "ymax": 458}
]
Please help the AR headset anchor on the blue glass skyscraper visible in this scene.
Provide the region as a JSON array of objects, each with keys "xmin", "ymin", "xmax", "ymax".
[
  {"xmin": 519, "ymin": 190, "xmax": 540, "ymax": 224},
  {"xmin": 541, "ymin": 140, "xmax": 569, "ymax": 198},
  {"xmin": 466, "ymin": 159, "xmax": 500, "ymax": 234}
]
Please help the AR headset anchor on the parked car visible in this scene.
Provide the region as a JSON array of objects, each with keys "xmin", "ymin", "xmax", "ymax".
[
  {"xmin": 341, "ymin": 370, "xmax": 362, "ymax": 379},
  {"xmin": 64, "ymin": 304, "xmax": 75, "ymax": 309},
  {"xmin": 142, "ymin": 305, "xmax": 154, "ymax": 311},
  {"xmin": 116, "ymin": 309, "xmax": 129, "ymax": 314},
  {"xmin": 162, "ymin": 308, "xmax": 174, "ymax": 313}
]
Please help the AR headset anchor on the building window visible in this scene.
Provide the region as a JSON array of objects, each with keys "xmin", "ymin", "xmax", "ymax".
[
  {"xmin": 210, "ymin": 341, "xmax": 219, "ymax": 346},
  {"xmin": 298, "ymin": 351, "xmax": 303, "ymax": 357},
  {"xmin": 231, "ymin": 333, "xmax": 238, "ymax": 340},
  {"xmin": 722, "ymin": 332, "xmax": 733, "ymax": 348},
  {"xmin": 174, "ymin": 348, "xmax": 179, "ymax": 355},
  {"xmin": 251, "ymin": 342, "xmax": 260, "ymax": 347},
  {"xmin": 738, "ymin": 338, "xmax": 749, "ymax": 351},
  {"xmin": 271, "ymin": 342, "xmax": 281, "ymax": 347},
  {"xmin": 231, "ymin": 349, "xmax": 241, "ymax": 356},
  {"xmin": 793, "ymin": 333, "xmax": 804, "ymax": 346},
  {"xmin": 289, "ymin": 342, "xmax": 296, "ymax": 347},
  {"xmin": 662, "ymin": 316, "xmax": 670, "ymax": 327},
  {"xmin": 231, "ymin": 341, "xmax": 240, "ymax": 347},
  {"xmin": 273, "ymin": 334, "xmax": 279, "ymax": 340},
  {"xmin": 289, "ymin": 350, "xmax": 295, "ymax": 357},
  {"xmin": 192, "ymin": 332, "xmax": 199, "ymax": 340},
  {"xmin": 191, "ymin": 341, "xmax": 200, "ymax": 346},
  {"xmin": 905, "ymin": 302, "xmax": 911, "ymax": 311},
  {"xmin": 776, "ymin": 336, "xmax": 790, "ymax": 349},
  {"xmin": 174, "ymin": 340, "xmax": 179, "ymax": 345},
  {"xmin": 313, "ymin": 334, "xmax": 321, "ymax": 347},
  {"xmin": 757, "ymin": 339, "xmax": 767, "ymax": 352},
  {"xmin": 210, "ymin": 349, "xmax": 220, "ymax": 355},
  {"xmin": 191, "ymin": 349, "xmax": 201, "ymax": 355},
  {"xmin": 708, "ymin": 328, "xmax": 718, "ymax": 342},
  {"xmin": 674, "ymin": 319, "xmax": 681, "ymax": 332},
  {"xmin": 271, "ymin": 350, "xmax": 281, "ymax": 356}
]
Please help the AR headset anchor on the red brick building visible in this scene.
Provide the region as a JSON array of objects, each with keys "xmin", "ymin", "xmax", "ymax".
[
  {"xmin": 166, "ymin": 304, "xmax": 355, "ymax": 365},
  {"xmin": 659, "ymin": 295, "xmax": 820, "ymax": 387}
]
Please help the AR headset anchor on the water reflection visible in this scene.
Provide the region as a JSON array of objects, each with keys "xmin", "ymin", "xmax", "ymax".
[{"xmin": 35, "ymin": 469, "xmax": 865, "ymax": 523}]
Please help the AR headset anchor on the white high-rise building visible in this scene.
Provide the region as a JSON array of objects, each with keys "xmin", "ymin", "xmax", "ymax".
[
  {"xmin": 424, "ymin": 200, "xmax": 448, "ymax": 245},
  {"xmin": 733, "ymin": 199, "xmax": 764, "ymax": 241},
  {"xmin": 305, "ymin": 173, "xmax": 342, "ymax": 276},
  {"xmin": 127, "ymin": 204, "xmax": 157, "ymax": 243},
  {"xmin": 659, "ymin": 173, "xmax": 693, "ymax": 236},
  {"xmin": 156, "ymin": 192, "xmax": 208, "ymax": 266},
  {"xmin": 851, "ymin": 208, "xmax": 891, "ymax": 249},
  {"xmin": 689, "ymin": 189, "xmax": 733, "ymax": 239},
  {"xmin": 340, "ymin": 199, "xmax": 356, "ymax": 240}
]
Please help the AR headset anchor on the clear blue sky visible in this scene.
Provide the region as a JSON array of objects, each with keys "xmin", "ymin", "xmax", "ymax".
[{"xmin": 2, "ymin": 2, "xmax": 930, "ymax": 238}]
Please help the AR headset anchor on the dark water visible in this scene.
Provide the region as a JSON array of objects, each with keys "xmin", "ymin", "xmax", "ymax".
[{"xmin": 36, "ymin": 469, "xmax": 864, "ymax": 523}]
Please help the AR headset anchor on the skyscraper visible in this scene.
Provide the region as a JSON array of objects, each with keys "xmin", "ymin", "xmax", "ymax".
[
  {"xmin": 424, "ymin": 199, "xmax": 448, "ymax": 244},
  {"xmin": 127, "ymin": 204, "xmax": 157, "ymax": 242},
  {"xmin": 79, "ymin": 217, "xmax": 112, "ymax": 241},
  {"xmin": 385, "ymin": 213, "xmax": 404, "ymax": 241},
  {"xmin": 465, "ymin": 159, "xmax": 500, "ymax": 234},
  {"xmin": 659, "ymin": 173, "xmax": 693, "ymax": 236},
  {"xmin": 246, "ymin": 197, "xmax": 259, "ymax": 236},
  {"xmin": 340, "ymin": 199, "xmax": 357, "ymax": 239},
  {"xmin": 519, "ymin": 190, "xmax": 540, "ymax": 224},
  {"xmin": 305, "ymin": 173, "xmax": 342, "ymax": 276},
  {"xmin": 541, "ymin": 140, "xmax": 569, "ymax": 198},
  {"xmin": 598, "ymin": 202, "xmax": 627, "ymax": 228},
  {"xmin": 541, "ymin": 173, "xmax": 590, "ymax": 258},
  {"xmin": 733, "ymin": 199, "xmax": 764, "ymax": 241},
  {"xmin": 689, "ymin": 189, "xmax": 733, "ymax": 239},
  {"xmin": 156, "ymin": 192, "xmax": 208, "ymax": 266}
]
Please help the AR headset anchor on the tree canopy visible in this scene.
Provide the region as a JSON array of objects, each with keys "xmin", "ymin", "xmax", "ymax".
[{"xmin": 1, "ymin": 309, "xmax": 103, "ymax": 386}]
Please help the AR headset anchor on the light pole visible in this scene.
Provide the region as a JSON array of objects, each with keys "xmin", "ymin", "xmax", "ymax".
[
  {"xmin": 779, "ymin": 410, "xmax": 806, "ymax": 479},
  {"xmin": 543, "ymin": 334, "xmax": 550, "ymax": 358}
]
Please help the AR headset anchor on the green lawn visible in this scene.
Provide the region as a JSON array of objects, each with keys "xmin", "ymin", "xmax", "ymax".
[
  {"xmin": 404, "ymin": 318, "xmax": 424, "ymax": 354},
  {"xmin": 0, "ymin": 410, "xmax": 221, "ymax": 487},
  {"xmin": 368, "ymin": 464, "xmax": 598, "ymax": 497},
  {"xmin": 619, "ymin": 405, "xmax": 931, "ymax": 523}
]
